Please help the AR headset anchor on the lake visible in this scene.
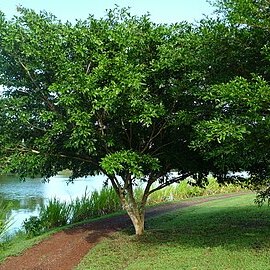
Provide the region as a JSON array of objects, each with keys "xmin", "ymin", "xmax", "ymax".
[{"xmin": 0, "ymin": 173, "xmax": 106, "ymax": 236}]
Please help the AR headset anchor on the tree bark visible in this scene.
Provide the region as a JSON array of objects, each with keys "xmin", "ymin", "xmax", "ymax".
[
  {"xmin": 126, "ymin": 207, "xmax": 145, "ymax": 235},
  {"xmin": 119, "ymin": 190, "xmax": 146, "ymax": 235},
  {"xmin": 109, "ymin": 175, "xmax": 149, "ymax": 235}
]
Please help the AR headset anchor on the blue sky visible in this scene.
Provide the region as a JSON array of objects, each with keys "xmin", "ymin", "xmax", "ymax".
[{"xmin": 0, "ymin": 0, "xmax": 215, "ymax": 24}]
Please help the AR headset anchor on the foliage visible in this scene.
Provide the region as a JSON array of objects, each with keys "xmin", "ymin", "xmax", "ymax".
[
  {"xmin": 0, "ymin": 6, "xmax": 213, "ymax": 235},
  {"xmin": 188, "ymin": 0, "xmax": 270, "ymax": 197},
  {"xmin": 192, "ymin": 76, "xmax": 270, "ymax": 179},
  {"xmin": 23, "ymin": 216, "xmax": 45, "ymax": 237},
  {"xmin": 214, "ymin": 0, "xmax": 270, "ymax": 30}
]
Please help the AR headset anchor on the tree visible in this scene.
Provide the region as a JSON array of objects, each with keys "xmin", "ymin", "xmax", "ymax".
[
  {"xmin": 213, "ymin": 0, "xmax": 270, "ymax": 30},
  {"xmin": 191, "ymin": 0, "xmax": 270, "ymax": 193},
  {"xmin": 1, "ymin": 2, "xmax": 269, "ymax": 235},
  {"xmin": 0, "ymin": 7, "xmax": 215, "ymax": 235}
]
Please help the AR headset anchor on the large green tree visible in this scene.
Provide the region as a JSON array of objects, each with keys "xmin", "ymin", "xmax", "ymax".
[
  {"xmin": 0, "ymin": 7, "xmax": 214, "ymax": 235},
  {"xmin": 1, "ymin": 1, "xmax": 269, "ymax": 235}
]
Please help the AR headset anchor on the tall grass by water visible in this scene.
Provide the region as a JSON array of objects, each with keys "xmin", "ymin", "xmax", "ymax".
[
  {"xmin": 22, "ymin": 177, "xmax": 244, "ymax": 236},
  {"xmin": 71, "ymin": 187, "xmax": 121, "ymax": 223},
  {"xmin": 135, "ymin": 176, "xmax": 243, "ymax": 205},
  {"xmin": 0, "ymin": 199, "xmax": 12, "ymax": 241}
]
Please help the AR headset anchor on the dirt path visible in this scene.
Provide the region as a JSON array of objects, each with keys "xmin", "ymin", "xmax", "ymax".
[{"xmin": 0, "ymin": 193, "xmax": 246, "ymax": 270}]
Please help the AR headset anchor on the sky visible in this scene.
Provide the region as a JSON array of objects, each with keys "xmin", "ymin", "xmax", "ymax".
[{"xmin": 0, "ymin": 0, "xmax": 215, "ymax": 24}]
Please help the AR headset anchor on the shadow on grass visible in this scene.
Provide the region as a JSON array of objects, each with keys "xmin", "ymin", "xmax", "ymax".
[{"xmin": 126, "ymin": 202, "xmax": 270, "ymax": 252}]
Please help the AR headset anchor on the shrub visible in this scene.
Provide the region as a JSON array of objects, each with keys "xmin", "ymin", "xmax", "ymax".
[{"xmin": 23, "ymin": 216, "xmax": 44, "ymax": 236}]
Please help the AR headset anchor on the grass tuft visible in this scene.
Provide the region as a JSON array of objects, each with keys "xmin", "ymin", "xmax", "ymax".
[{"xmin": 0, "ymin": 199, "xmax": 13, "ymax": 242}]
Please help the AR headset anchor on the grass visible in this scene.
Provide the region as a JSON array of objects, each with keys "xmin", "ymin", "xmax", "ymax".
[
  {"xmin": 76, "ymin": 194, "xmax": 270, "ymax": 270},
  {"xmin": 0, "ymin": 199, "xmax": 13, "ymax": 240},
  {"xmin": 0, "ymin": 231, "xmax": 54, "ymax": 262}
]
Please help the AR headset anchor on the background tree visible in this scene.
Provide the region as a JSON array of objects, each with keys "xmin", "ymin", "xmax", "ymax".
[
  {"xmin": 0, "ymin": 7, "xmax": 215, "ymax": 235},
  {"xmin": 190, "ymin": 0, "xmax": 270, "ymax": 196}
]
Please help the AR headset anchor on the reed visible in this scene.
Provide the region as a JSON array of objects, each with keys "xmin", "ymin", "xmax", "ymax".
[
  {"xmin": 0, "ymin": 199, "xmax": 12, "ymax": 241},
  {"xmin": 39, "ymin": 198, "xmax": 72, "ymax": 229},
  {"xmin": 71, "ymin": 187, "xmax": 121, "ymax": 223},
  {"xmin": 147, "ymin": 176, "xmax": 243, "ymax": 204}
]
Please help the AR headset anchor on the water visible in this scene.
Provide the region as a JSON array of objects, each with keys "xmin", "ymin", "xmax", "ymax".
[{"xmin": 0, "ymin": 173, "xmax": 106, "ymax": 235}]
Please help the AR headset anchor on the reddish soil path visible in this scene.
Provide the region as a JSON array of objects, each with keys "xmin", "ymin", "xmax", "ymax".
[{"xmin": 0, "ymin": 193, "xmax": 246, "ymax": 270}]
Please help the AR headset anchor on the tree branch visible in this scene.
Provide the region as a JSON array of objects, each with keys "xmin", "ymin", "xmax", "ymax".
[
  {"xmin": 141, "ymin": 176, "xmax": 155, "ymax": 207},
  {"xmin": 5, "ymin": 145, "xmax": 99, "ymax": 166},
  {"xmin": 150, "ymin": 141, "xmax": 174, "ymax": 157},
  {"xmin": 141, "ymin": 120, "xmax": 168, "ymax": 154},
  {"xmin": 17, "ymin": 58, "xmax": 59, "ymax": 113},
  {"xmin": 17, "ymin": 59, "xmax": 39, "ymax": 90},
  {"xmin": 86, "ymin": 62, "xmax": 91, "ymax": 74},
  {"xmin": 149, "ymin": 173, "xmax": 190, "ymax": 195}
]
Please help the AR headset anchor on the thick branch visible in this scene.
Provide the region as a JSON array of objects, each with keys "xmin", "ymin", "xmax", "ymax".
[
  {"xmin": 5, "ymin": 146, "xmax": 99, "ymax": 166},
  {"xmin": 149, "ymin": 173, "xmax": 190, "ymax": 195},
  {"xmin": 107, "ymin": 174, "xmax": 122, "ymax": 196},
  {"xmin": 141, "ymin": 176, "xmax": 155, "ymax": 207}
]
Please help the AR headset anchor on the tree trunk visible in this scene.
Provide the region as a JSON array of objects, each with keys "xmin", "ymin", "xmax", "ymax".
[
  {"xmin": 108, "ymin": 175, "xmax": 148, "ymax": 235},
  {"xmin": 119, "ymin": 192, "xmax": 146, "ymax": 235},
  {"xmin": 126, "ymin": 207, "xmax": 145, "ymax": 235}
]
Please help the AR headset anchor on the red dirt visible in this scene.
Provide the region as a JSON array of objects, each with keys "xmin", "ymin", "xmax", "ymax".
[{"xmin": 0, "ymin": 193, "xmax": 245, "ymax": 270}]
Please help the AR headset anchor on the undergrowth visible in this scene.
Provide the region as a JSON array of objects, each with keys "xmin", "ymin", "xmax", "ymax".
[{"xmin": 22, "ymin": 176, "xmax": 244, "ymax": 236}]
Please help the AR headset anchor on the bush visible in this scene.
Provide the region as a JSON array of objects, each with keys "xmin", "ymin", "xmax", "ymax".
[{"xmin": 23, "ymin": 216, "xmax": 44, "ymax": 236}]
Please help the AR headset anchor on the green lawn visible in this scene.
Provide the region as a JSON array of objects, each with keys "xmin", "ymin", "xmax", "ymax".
[{"xmin": 76, "ymin": 194, "xmax": 270, "ymax": 270}]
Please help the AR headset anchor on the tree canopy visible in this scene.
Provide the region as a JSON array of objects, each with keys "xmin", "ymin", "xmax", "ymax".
[
  {"xmin": 194, "ymin": 0, "xmax": 270, "ymax": 197},
  {"xmin": 0, "ymin": 1, "xmax": 269, "ymax": 234}
]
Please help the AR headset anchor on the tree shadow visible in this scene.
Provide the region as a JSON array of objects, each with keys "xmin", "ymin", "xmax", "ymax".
[{"xmin": 127, "ymin": 204, "xmax": 270, "ymax": 252}]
